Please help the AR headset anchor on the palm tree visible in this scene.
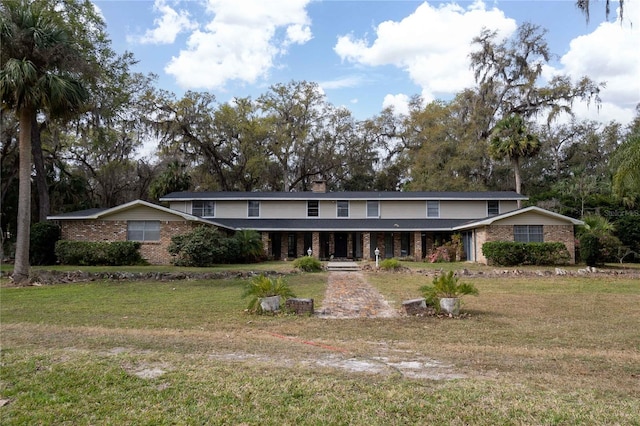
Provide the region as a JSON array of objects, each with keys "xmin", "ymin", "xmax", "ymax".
[
  {"xmin": 0, "ymin": 0, "xmax": 88, "ymax": 283},
  {"xmin": 611, "ymin": 134, "xmax": 640, "ymax": 207},
  {"xmin": 489, "ymin": 114, "xmax": 541, "ymax": 206}
]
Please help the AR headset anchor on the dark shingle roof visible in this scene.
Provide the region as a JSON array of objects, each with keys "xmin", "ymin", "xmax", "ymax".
[
  {"xmin": 48, "ymin": 208, "xmax": 108, "ymax": 218},
  {"xmin": 205, "ymin": 218, "xmax": 474, "ymax": 232},
  {"xmin": 161, "ymin": 191, "xmax": 527, "ymax": 201}
]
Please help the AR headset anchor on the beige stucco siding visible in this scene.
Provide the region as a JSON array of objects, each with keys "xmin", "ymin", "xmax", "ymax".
[
  {"xmin": 492, "ymin": 211, "xmax": 572, "ymax": 226},
  {"xmin": 440, "ymin": 200, "xmax": 517, "ymax": 218},
  {"xmin": 215, "ymin": 201, "xmax": 247, "ymax": 217},
  {"xmin": 500, "ymin": 200, "xmax": 519, "ymax": 213},
  {"xmin": 168, "ymin": 201, "xmax": 189, "ymax": 214},
  {"xmin": 381, "ymin": 200, "xmax": 426, "ymax": 218},
  {"xmin": 349, "ymin": 201, "xmax": 367, "ymax": 219},
  {"xmin": 175, "ymin": 198, "xmax": 524, "ymax": 219},
  {"xmin": 105, "ymin": 206, "xmax": 186, "ymax": 221},
  {"xmin": 260, "ymin": 200, "xmax": 306, "ymax": 218}
]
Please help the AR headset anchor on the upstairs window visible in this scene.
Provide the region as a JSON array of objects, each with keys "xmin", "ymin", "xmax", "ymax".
[
  {"xmin": 307, "ymin": 200, "xmax": 319, "ymax": 217},
  {"xmin": 427, "ymin": 200, "xmax": 440, "ymax": 218},
  {"xmin": 514, "ymin": 225, "xmax": 543, "ymax": 243},
  {"xmin": 127, "ymin": 221, "xmax": 160, "ymax": 242},
  {"xmin": 367, "ymin": 200, "xmax": 379, "ymax": 218},
  {"xmin": 337, "ymin": 200, "xmax": 349, "ymax": 217},
  {"xmin": 192, "ymin": 200, "xmax": 215, "ymax": 217},
  {"xmin": 248, "ymin": 200, "xmax": 260, "ymax": 217},
  {"xmin": 487, "ymin": 200, "xmax": 500, "ymax": 216}
]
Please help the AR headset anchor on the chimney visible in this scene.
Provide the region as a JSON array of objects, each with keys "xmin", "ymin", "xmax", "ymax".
[{"xmin": 311, "ymin": 180, "xmax": 327, "ymax": 193}]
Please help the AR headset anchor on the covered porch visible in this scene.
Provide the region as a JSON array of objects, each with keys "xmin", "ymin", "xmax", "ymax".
[{"xmin": 261, "ymin": 230, "xmax": 464, "ymax": 261}]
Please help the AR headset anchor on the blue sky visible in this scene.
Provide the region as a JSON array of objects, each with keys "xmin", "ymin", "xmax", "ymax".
[{"xmin": 94, "ymin": 0, "xmax": 639, "ymax": 126}]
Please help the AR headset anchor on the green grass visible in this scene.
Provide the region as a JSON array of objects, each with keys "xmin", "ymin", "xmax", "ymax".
[{"xmin": 1, "ymin": 267, "xmax": 639, "ymax": 425}]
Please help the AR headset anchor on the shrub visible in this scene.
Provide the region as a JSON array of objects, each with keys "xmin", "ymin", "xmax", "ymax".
[
  {"xmin": 482, "ymin": 241, "xmax": 570, "ymax": 266},
  {"xmin": 242, "ymin": 274, "xmax": 296, "ymax": 313},
  {"xmin": 578, "ymin": 232, "xmax": 622, "ymax": 266},
  {"xmin": 168, "ymin": 226, "xmax": 265, "ymax": 266},
  {"xmin": 615, "ymin": 215, "xmax": 640, "ymax": 257},
  {"xmin": 233, "ymin": 229, "xmax": 265, "ymax": 263},
  {"xmin": 168, "ymin": 226, "xmax": 229, "ymax": 266},
  {"xmin": 55, "ymin": 241, "xmax": 144, "ymax": 265},
  {"xmin": 292, "ymin": 256, "xmax": 323, "ymax": 272},
  {"xmin": 379, "ymin": 258, "xmax": 402, "ymax": 270},
  {"xmin": 579, "ymin": 233, "xmax": 601, "ymax": 266},
  {"xmin": 30, "ymin": 222, "xmax": 60, "ymax": 265}
]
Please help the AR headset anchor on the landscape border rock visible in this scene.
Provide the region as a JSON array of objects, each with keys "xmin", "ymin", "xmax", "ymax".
[{"xmin": 9, "ymin": 269, "xmax": 292, "ymax": 286}]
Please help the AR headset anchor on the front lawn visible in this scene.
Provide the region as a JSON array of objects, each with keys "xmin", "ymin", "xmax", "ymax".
[{"xmin": 1, "ymin": 268, "xmax": 638, "ymax": 425}]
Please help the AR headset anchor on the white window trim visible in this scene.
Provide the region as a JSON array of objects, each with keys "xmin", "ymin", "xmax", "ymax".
[
  {"xmin": 192, "ymin": 200, "xmax": 215, "ymax": 217},
  {"xmin": 366, "ymin": 200, "xmax": 380, "ymax": 218},
  {"xmin": 337, "ymin": 200, "xmax": 349, "ymax": 218},
  {"xmin": 514, "ymin": 225, "xmax": 544, "ymax": 243},
  {"xmin": 427, "ymin": 200, "xmax": 440, "ymax": 218},
  {"xmin": 487, "ymin": 200, "xmax": 500, "ymax": 217},
  {"xmin": 248, "ymin": 200, "xmax": 260, "ymax": 218},
  {"xmin": 307, "ymin": 200, "xmax": 319, "ymax": 217},
  {"xmin": 127, "ymin": 220, "xmax": 160, "ymax": 242}
]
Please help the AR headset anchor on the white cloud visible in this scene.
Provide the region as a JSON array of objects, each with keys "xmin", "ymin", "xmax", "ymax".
[
  {"xmin": 320, "ymin": 75, "xmax": 366, "ymax": 90},
  {"xmin": 133, "ymin": 0, "xmax": 198, "ymax": 45},
  {"xmin": 334, "ymin": 0, "xmax": 516, "ymax": 101},
  {"xmin": 382, "ymin": 94, "xmax": 410, "ymax": 116},
  {"xmin": 164, "ymin": 0, "xmax": 313, "ymax": 90},
  {"xmin": 553, "ymin": 0, "xmax": 640, "ymax": 125}
]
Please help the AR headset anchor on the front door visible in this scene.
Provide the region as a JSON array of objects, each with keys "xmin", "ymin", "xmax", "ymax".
[
  {"xmin": 270, "ymin": 233, "xmax": 281, "ymax": 260},
  {"xmin": 334, "ymin": 233, "xmax": 348, "ymax": 258}
]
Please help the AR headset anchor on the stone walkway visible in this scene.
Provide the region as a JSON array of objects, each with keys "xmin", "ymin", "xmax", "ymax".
[{"xmin": 317, "ymin": 271, "xmax": 399, "ymax": 319}]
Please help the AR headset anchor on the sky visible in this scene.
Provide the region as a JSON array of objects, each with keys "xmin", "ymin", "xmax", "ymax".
[{"xmin": 94, "ymin": 0, "xmax": 639, "ymax": 127}]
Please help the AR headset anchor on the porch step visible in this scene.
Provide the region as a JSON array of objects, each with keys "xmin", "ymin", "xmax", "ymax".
[{"xmin": 326, "ymin": 261, "xmax": 360, "ymax": 272}]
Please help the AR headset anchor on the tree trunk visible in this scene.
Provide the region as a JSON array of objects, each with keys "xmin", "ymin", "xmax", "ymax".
[
  {"xmin": 13, "ymin": 108, "xmax": 34, "ymax": 284},
  {"xmin": 513, "ymin": 157, "xmax": 522, "ymax": 208},
  {"xmin": 31, "ymin": 117, "xmax": 50, "ymax": 222}
]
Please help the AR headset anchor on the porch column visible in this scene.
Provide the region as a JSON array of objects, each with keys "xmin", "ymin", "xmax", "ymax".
[
  {"xmin": 377, "ymin": 233, "xmax": 385, "ymax": 258},
  {"xmin": 347, "ymin": 233, "xmax": 353, "ymax": 258},
  {"xmin": 329, "ymin": 233, "xmax": 335, "ymax": 257},
  {"xmin": 312, "ymin": 232, "xmax": 320, "ymax": 259},
  {"xmin": 393, "ymin": 232, "xmax": 401, "ymax": 258},
  {"xmin": 280, "ymin": 233, "xmax": 288, "ymax": 260},
  {"xmin": 363, "ymin": 232, "xmax": 371, "ymax": 260},
  {"xmin": 296, "ymin": 233, "xmax": 305, "ymax": 257},
  {"xmin": 413, "ymin": 231, "xmax": 422, "ymax": 261},
  {"xmin": 261, "ymin": 232, "xmax": 270, "ymax": 257}
]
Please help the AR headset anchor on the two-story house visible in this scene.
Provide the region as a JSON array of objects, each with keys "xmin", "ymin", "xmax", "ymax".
[{"xmin": 49, "ymin": 181, "xmax": 583, "ymax": 264}]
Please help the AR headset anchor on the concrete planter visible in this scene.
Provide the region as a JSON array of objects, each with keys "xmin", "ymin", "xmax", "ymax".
[
  {"xmin": 439, "ymin": 297, "xmax": 460, "ymax": 315},
  {"xmin": 260, "ymin": 295, "xmax": 281, "ymax": 312}
]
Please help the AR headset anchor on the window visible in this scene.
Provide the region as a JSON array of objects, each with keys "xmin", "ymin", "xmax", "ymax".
[
  {"xmin": 337, "ymin": 200, "xmax": 349, "ymax": 217},
  {"xmin": 307, "ymin": 200, "xmax": 319, "ymax": 217},
  {"xmin": 487, "ymin": 200, "xmax": 499, "ymax": 216},
  {"xmin": 367, "ymin": 200, "xmax": 379, "ymax": 218},
  {"xmin": 427, "ymin": 200, "xmax": 440, "ymax": 218},
  {"xmin": 248, "ymin": 200, "xmax": 260, "ymax": 217},
  {"xmin": 127, "ymin": 221, "xmax": 160, "ymax": 242},
  {"xmin": 514, "ymin": 225, "xmax": 543, "ymax": 243},
  {"xmin": 192, "ymin": 200, "xmax": 215, "ymax": 217}
]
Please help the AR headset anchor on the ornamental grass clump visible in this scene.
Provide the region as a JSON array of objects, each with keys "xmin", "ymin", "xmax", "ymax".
[
  {"xmin": 379, "ymin": 258, "xmax": 402, "ymax": 271},
  {"xmin": 420, "ymin": 270, "xmax": 478, "ymax": 311},
  {"xmin": 292, "ymin": 256, "xmax": 323, "ymax": 272},
  {"xmin": 242, "ymin": 274, "xmax": 296, "ymax": 313}
]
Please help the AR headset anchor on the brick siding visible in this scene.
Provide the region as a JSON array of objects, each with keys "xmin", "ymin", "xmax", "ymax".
[
  {"xmin": 477, "ymin": 224, "xmax": 576, "ymax": 264},
  {"xmin": 59, "ymin": 220, "xmax": 202, "ymax": 265}
]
